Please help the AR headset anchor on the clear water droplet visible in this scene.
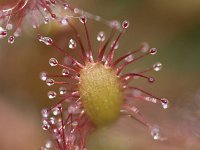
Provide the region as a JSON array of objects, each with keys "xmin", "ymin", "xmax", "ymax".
[
  {"xmin": 74, "ymin": 8, "xmax": 80, "ymax": 13},
  {"xmin": 59, "ymin": 87, "xmax": 67, "ymax": 95},
  {"xmin": 40, "ymin": 147, "xmax": 47, "ymax": 150},
  {"xmin": 110, "ymin": 20, "xmax": 120, "ymax": 29},
  {"xmin": 42, "ymin": 124, "xmax": 50, "ymax": 130},
  {"xmin": 41, "ymin": 108, "xmax": 49, "ymax": 118},
  {"xmin": 111, "ymin": 41, "xmax": 119, "ymax": 50},
  {"xmin": 72, "ymin": 121, "xmax": 78, "ymax": 126},
  {"xmin": 46, "ymin": 78, "xmax": 55, "ymax": 86},
  {"xmin": 74, "ymin": 145, "xmax": 79, "ymax": 150},
  {"xmin": 148, "ymin": 77, "xmax": 155, "ymax": 83},
  {"xmin": 97, "ymin": 31, "xmax": 105, "ymax": 42},
  {"xmin": 102, "ymin": 56, "xmax": 106, "ymax": 62},
  {"xmin": 52, "ymin": 128, "xmax": 59, "ymax": 136},
  {"xmin": 149, "ymin": 48, "xmax": 157, "ymax": 55},
  {"xmin": 45, "ymin": 140, "xmax": 52, "ymax": 148},
  {"xmin": 124, "ymin": 76, "xmax": 130, "ymax": 81},
  {"xmin": 161, "ymin": 98, "xmax": 169, "ymax": 109},
  {"xmin": 95, "ymin": 16, "xmax": 101, "ymax": 21},
  {"xmin": 63, "ymin": 3, "xmax": 69, "ymax": 10},
  {"xmin": 62, "ymin": 69, "xmax": 69, "ymax": 76},
  {"xmin": 51, "ymin": 13, "xmax": 56, "ymax": 19},
  {"xmin": 140, "ymin": 42, "xmax": 149, "ymax": 53},
  {"xmin": 0, "ymin": 27, "xmax": 7, "ymax": 39},
  {"xmin": 68, "ymin": 39, "xmax": 77, "ymax": 49},
  {"xmin": 124, "ymin": 54, "xmax": 134, "ymax": 62},
  {"xmin": 44, "ymin": 17, "xmax": 49, "ymax": 24},
  {"xmin": 40, "ymin": 72, "xmax": 47, "ymax": 81},
  {"xmin": 79, "ymin": 15, "xmax": 87, "ymax": 24},
  {"xmin": 48, "ymin": 91, "xmax": 57, "ymax": 99},
  {"xmin": 150, "ymin": 126, "xmax": 161, "ymax": 140},
  {"xmin": 49, "ymin": 117, "xmax": 56, "ymax": 125},
  {"xmin": 8, "ymin": 35, "xmax": 14, "ymax": 44},
  {"xmin": 153, "ymin": 62, "xmax": 162, "ymax": 71},
  {"xmin": 52, "ymin": 107, "xmax": 60, "ymax": 115},
  {"xmin": 49, "ymin": 58, "xmax": 58, "ymax": 66},
  {"xmin": 60, "ymin": 18, "xmax": 68, "ymax": 25},
  {"xmin": 39, "ymin": 36, "xmax": 53, "ymax": 45},
  {"xmin": 6, "ymin": 23, "xmax": 13, "ymax": 30},
  {"xmin": 122, "ymin": 20, "xmax": 129, "ymax": 29},
  {"xmin": 14, "ymin": 28, "xmax": 21, "ymax": 37}
]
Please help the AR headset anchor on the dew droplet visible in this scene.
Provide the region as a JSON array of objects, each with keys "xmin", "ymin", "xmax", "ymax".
[
  {"xmin": 43, "ymin": 7, "xmax": 47, "ymax": 11},
  {"xmin": 68, "ymin": 39, "xmax": 77, "ymax": 49},
  {"xmin": 149, "ymin": 48, "xmax": 157, "ymax": 55},
  {"xmin": 140, "ymin": 42, "xmax": 149, "ymax": 53},
  {"xmin": 95, "ymin": 16, "xmax": 101, "ymax": 21},
  {"xmin": 6, "ymin": 23, "xmax": 13, "ymax": 30},
  {"xmin": 44, "ymin": 17, "xmax": 49, "ymax": 24},
  {"xmin": 52, "ymin": 107, "xmax": 60, "ymax": 115},
  {"xmin": 124, "ymin": 76, "xmax": 130, "ymax": 81},
  {"xmin": 40, "ymin": 147, "xmax": 47, "ymax": 150},
  {"xmin": 97, "ymin": 31, "xmax": 105, "ymax": 42},
  {"xmin": 161, "ymin": 98, "xmax": 169, "ymax": 109},
  {"xmin": 39, "ymin": 36, "xmax": 53, "ymax": 45},
  {"xmin": 42, "ymin": 124, "xmax": 50, "ymax": 130},
  {"xmin": 45, "ymin": 140, "xmax": 52, "ymax": 148},
  {"xmin": 49, "ymin": 117, "xmax": 56, "ymax": 125},
  {"xmin": 79, "ymin": 15, "xmax": 87, "ymax": 24},
  {"xmin": 153, "ymin": 62, "xmax": 162, "ymax": 71},
  {"xmin": 52, "ymin": 128, "xmax": 60, "ymax": 137},
  {"xmin": 62, "ymin": 69, "xmax": 69, "ymax": 76},
  {"xmin": 74, "ymin": 8, "xmax": 80, "ymax": 13},
  {"xmin": 59, "ymin": 87, "xmax": 67, "ymax": 95},
  {"xmin": 40, "ymin": 72, "xmax": 47, "ymax": 81},
  {"xmin": 14, "ymin": 28, "xmax": 21, "ymax": 37},
  {"xmin": 102, "ymin": 56, "xmax": 106, "ymax": 62},
  {"xmin": 8, "ymin": 35, "xmax": 15, "ymax": 44},
  {"xmin": 49, "ymin": 58, "xmax": 58, "ymax": 66},
  {"xmin": 122, "ymin": 20, "xmax": 129, "ymax": 29},
  {"xmin": 124, "ymin": 54, "xmax": 134, "ymax": 62},
  {"xmin": 150, "ymin": 126, "xmax": 160, "ymax": 140},
  {"xmin": 46, "ymin": 78, "xmax": 55, "ymax": 86},
  {"xmin": 63, "ymin": 3, "xmax": 69, "ymax": 10},
  {"xmin": 74, "ymin": 145, "xmax": 79, "ymax": 150},
  {"xmin": 0, "ymin": 27, "xmax": 7, "ymax": 39},
  {"xmin": 51, "ymin": 13, "xmax": 56, "ymax": 19},
  {"xmin": 110, "ymin": 20, "xmax": 120, "ymax": 29},
  {"xmin": 60, "ymin": 18, "xmax": 68, "ymax": 25},
  {"xmin": 41, "ymin": 108, "xmax": 49, "ymax": 118},
  {"xmin": 148, "ymin": 77, "xmax": 155, "ymax": 83},
  {"xmin": 48, "ymin": 91, "xmax": 57, "ymax": 99},
  {"xmin": 72, "ymin": 121, "xmax": 78, "ymax": 126},
  {"xmin": 111, "ymin": 41, "xmax": 119, "ymax": 50}
]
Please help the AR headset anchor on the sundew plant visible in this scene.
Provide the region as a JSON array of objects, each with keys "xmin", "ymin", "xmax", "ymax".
[{"xmin": 0, "ymin": 0, "xmax": 169, "ymax": 150}]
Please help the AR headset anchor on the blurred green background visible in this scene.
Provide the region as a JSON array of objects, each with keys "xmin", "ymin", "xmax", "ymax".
[{"xmin": 0, "ymin": 0, "xmax": 200, "ymax": 150}]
